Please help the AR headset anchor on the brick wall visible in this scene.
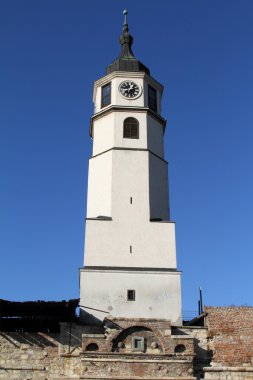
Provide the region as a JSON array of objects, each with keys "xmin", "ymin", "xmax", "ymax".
[{"xmin": 205, "ymin": 307, "xmax": 253, "ymax": 367}]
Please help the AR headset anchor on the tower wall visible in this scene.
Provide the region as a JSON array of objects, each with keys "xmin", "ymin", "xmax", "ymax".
[
  {"xmin": 86, "ymin": 151, "xmax": 112, "ymax": 218},
  {"xmin": 80, "ymin": 268, "xmax": 182, "ymax": 324},
  {"xmin": 81, "ymin": 53, "xmax": 182, "ymax": 324},
  {"xmin": 83, "ymin": 219, "xmax": 177, "ymax": 268}
]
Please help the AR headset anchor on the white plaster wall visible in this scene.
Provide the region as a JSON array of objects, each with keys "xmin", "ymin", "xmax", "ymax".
[
  {"xmin": 84, "ymin": 219, "xmax": 176, "ymax": 268},
  {"xmin": 85, "ymin": 150, "xmax": 176, "ymax": 268},
  {"xmin": 86, "ymin": 151, "xmax": 112, "ymax": 218},
  {"xmin": 92, "ymin": 113, "xmax": 114, "ymax": 156},
  {"xmin": 92, "ymin": 111, "xmax": 165, "ymax": 157},
  {"xmin": 147, "ymin": 114, "xmax": 164, "ymax": 158},
  {"xmin": 111, "ymin": 149, "xmax": 150, "ymax": 221},
  {"xmin": 149, "ymin": 153, "xmax": 169, "ymax": 220},
  {"xmin": 80, "ymin": 268, "xmax": 182, "ymax": 325}
]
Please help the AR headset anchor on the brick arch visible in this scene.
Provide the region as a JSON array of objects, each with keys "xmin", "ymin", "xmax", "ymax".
[{"xmin": 109, "ymin": 324, "xmax": 165, "ymax": 353}]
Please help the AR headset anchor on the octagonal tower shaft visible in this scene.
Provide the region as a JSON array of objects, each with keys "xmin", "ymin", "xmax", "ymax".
[{"xmin": 80, "ymin": 19, "xmax": 182, "ymax": 325}]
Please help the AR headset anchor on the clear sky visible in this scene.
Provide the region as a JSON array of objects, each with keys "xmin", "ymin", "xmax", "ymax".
[{"xmin": 1, "ymin": 0, "xmax": 253, "ymax": 313}]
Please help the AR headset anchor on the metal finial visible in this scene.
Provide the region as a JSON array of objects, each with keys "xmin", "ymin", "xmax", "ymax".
[{"xmin": 123, "ymin": 9, "xmax": 128, "ymax": 25}]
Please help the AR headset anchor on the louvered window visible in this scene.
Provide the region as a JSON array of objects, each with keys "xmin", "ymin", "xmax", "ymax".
[{"xmin": 123, "ymin": 117, "xmax": 139, "ymax": 139}]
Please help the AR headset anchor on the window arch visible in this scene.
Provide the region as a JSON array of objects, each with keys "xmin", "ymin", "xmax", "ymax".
[{"xmin": 123, "ymin": 117, "xmax": 139, "ymax": 139}]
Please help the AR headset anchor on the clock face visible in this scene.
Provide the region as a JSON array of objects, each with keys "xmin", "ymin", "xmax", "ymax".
[{"xmin": 119, "ymin": 81, "xmax": 141, "ymax": 99}]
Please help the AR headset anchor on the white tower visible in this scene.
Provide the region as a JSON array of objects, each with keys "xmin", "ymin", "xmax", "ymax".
[{"xmin": 80, "ymin": 12, "xmax": 182, "ymax": 326}]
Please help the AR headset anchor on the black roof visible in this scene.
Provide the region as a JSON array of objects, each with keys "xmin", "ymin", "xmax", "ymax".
[{"xmin": 0, "ymin": 298, "xmax": 79, "ymax": 332}]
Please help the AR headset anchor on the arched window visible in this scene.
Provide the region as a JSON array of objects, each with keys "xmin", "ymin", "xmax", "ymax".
[{"xmin": 123, "ymin": 117, "xmax": 139, "ymax": 139}]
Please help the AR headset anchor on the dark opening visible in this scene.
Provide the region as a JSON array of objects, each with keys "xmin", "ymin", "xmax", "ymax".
[
  {"xmin": 175, "ymin": 344, "xmax": 186, "ymax": 353},
  {"xmin": 86, "ymin": 343, "xmax": 99, "ymax": 351},
  {"xmin": 127, "ymin": 290, "xmax": 135, "ymax": 301},
  {"xmin": 134, "ymin": 338, "xmax": 142, "ymax": 349}
]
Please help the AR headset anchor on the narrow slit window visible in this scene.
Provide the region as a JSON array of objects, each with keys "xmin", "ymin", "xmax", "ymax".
[
  {"xmin": 148, "ymin": 85, "xmax": 157, "ymax": 112},
  {"xmin": 130, "ymin": 245, "xmax": 132, "ymax": 253},
  {"xmin": 101, "ymin": 82, "xmax": 111, "ymax": 108},
  {"xmin": 127, "ymin": 290, "xmax": 135, "ymax": 301},
  {"xmin": 123, "ymin": 117, "xmax": 139, "ymax": 139},
  {"xmin": 130, "ymin": 197, "xmax": 132, "ymax": 204}
]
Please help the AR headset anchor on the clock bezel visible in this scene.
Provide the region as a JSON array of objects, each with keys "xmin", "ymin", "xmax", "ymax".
[{"xmin": 118, "ymin": 81, "xmax": 142, "ymax": 100}]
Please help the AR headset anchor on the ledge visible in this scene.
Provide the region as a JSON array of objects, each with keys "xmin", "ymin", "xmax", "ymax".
[
  {"xmin": 81, "ymin": 266, "xmax": 180, "ymax": 273},
  {"xmin": 90, "ymin": 105, "xmax": 167, "ymax": 137},
  {"xmin": 203, "ymin": 366, "xmax": 253, "ymax": 372},
  {"xmin": 86, "ymin": 217, "xmax": 112, "ymax": 221},
  {"xmin": 81, "ymin": 356, "xmax": 193, "ymax": 363},
  {"xmin": 81, "ymin": 377, "xmax": 195, "ymax": 380},
  {"xmin": 91, "ymin": 147, "xmax": 168, "ymax": 164},
  {"xmin": 150, "ymin": 219, "xmax": 175, "ymax": 223}
]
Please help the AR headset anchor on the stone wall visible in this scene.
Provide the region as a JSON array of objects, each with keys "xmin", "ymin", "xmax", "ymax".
[
  {"xmin": 0, "ymin": 323, "xmax": 83, "ymax": 379},
  {"xmin": 1, "ymin": 308, "xmax": 253, "ymax": 380},
  {"xmin": 173, "ymin": 325, "xmax": 211, "ymax": 378},
  {"xmin": 81, "ymin": 318, "xmax": 196, "ymax": 379}
]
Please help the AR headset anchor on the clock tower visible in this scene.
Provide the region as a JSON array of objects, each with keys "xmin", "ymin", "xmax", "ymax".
[{"xmin": 80, "ymin": 11, "xmax": 182, "ymax": 326}]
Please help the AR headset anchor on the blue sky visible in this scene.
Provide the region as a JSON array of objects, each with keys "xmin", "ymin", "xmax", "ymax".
[{"xmin": 1, "ymin": 0, "xmax": 253, "ymax": 312}]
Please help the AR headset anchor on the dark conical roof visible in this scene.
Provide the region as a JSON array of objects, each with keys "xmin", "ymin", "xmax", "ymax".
[{"xmin": 106, "ymin": 10, "xmax": 150, "ymax": 75}]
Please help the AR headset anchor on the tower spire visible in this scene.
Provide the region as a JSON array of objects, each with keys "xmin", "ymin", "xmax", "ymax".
[
  {"xmin": 106, "ymin": 10, "xmax": 150, "ymax": 75},
  {"xmin": 118, "ymin": 9, "xmax": 135, "ymax": 59}
]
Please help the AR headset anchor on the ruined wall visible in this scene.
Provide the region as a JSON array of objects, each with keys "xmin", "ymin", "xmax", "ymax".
[
  {"xmin": 205, "ymin": 307, "xmax": 253, "ymax": 366},
  {"xmin": 204, "ymin": 307, "xmax": 253, "ymax": 380},
  {"xmin": 172, "ymin": 325, "xmax": 210, "ymax": 378},
  {"xmin": 0, "ymin": 323, "xmax": 82, "ymax": 379},
  {"xmin": 1, "ymin": 308, "xmax": 253, "ymax": 380}
]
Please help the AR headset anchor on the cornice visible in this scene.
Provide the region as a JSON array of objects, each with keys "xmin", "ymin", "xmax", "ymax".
[
  {"xmin": 89, "ymin": 105, "xmax": 167, "ymax": 138},
  {"xmin": 89, "ymin": 147, "xmax": 168, "ymax": 164},
  {"xmin": 94, "ymin": 71, "xmax": 163, "ymax": 90},
  {"xmin": 81, "ymin": 266, "xmax": 181, "ymax": 274}
]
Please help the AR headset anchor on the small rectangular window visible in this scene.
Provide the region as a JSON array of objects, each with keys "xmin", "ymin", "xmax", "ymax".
[
  {"xmin": 101, "ymin": 83, "xmax": 111, "ymax": 108},
  {"xmin": 127, "ymin": 289, "xmax": 135, "ymax": 301},
  {"xmin": 148, "ymin": 85, "xmax": 157, "ymax": 112},
  {"xmin": 132, "ymin": 336, "xmax": 145, "ymax": 352}
]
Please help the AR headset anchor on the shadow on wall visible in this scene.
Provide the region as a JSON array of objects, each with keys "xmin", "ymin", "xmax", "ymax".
[
  {"xmin": 0, "ymin": 331, "xmax": 57, "ymax": 347},
  {"xmin": 79, "ymin": 308, "xmax": 105, "ymax": 326},
  {"xmin": 193, "ymin": 337, "xmax": 213, "ymax": 378},
  {"xmin": 0, "ymin": 323, "xmax": 83, "ymax": 349}
]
